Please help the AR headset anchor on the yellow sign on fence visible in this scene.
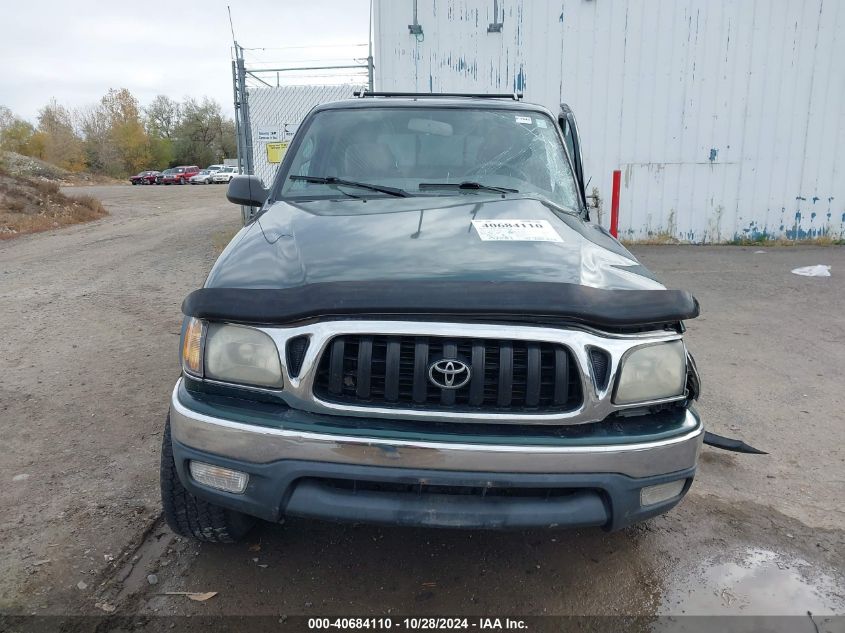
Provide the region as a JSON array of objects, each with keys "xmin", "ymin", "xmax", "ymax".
[{"xmin": 266, "ymin": 141, "xmax": 289, "ymax": 164}]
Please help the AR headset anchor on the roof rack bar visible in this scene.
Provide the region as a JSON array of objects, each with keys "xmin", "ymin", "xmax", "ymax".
[{"xmin": 352, "ymin": 91, "xmax": 524, "ymax": 101}]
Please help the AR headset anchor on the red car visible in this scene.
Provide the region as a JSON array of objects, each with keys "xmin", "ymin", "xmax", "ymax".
[
  {"xmin": 129, "ymin": 170, "xmax": 161, "ymax": 185},
  {"xmin": 160, "ymin": 166, "xmax": 200, "ymax": 185}
]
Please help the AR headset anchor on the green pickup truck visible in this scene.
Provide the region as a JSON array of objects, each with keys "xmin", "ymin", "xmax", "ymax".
[{"xmin": 161, "ymin": 93, "xmax": 702, "ymax": 542}]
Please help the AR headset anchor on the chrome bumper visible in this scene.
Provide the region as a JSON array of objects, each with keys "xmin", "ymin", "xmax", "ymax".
[{"xmin": 170, "ymin": 381, "xmax": 703, "ymax": 479}]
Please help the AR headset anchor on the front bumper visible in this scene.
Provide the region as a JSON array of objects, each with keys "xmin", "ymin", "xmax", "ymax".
[{"xmin": 169, "ymin": 380, "xmax": 703, "ymax": 531}]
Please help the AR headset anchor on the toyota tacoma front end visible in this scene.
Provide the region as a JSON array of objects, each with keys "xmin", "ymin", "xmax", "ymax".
[{"xmin": 160, "ymin": 95, "xmax": 703, "ymax": 542}]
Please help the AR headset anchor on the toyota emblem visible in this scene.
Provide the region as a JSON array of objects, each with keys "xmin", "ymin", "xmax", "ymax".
[{"xmin": 428, "ymin": 359, "xmax": 472, "ymax": 390}]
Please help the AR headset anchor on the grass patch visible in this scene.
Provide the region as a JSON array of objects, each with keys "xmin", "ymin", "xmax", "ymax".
[
  {"xmin": 622, "ymin": 233, "xmax": 681, "ymax": 246},
  {"xmin": 729, "ymin": 235, "xmax": 845, "ymax": 246},
  {"xmin": 212, "ymin": 228, "xmax": 240, "ymax": 254},
  {"xmin": 0, "ymin": 169, "xmax": 108, "ymax": 239}
]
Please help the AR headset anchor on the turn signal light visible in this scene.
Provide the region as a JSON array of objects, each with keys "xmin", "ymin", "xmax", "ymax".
[{"xmin": 182, "ymin": 317, "xmax": 204, "ymax": 376}]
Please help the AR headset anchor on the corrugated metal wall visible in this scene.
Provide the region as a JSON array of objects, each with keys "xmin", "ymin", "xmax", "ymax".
[{"xmin": 373, "ymin": 0, "xmax": 845, "ymax": 242}]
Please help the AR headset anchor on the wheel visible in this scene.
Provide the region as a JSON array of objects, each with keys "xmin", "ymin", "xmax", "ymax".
[
  {"xmin": 160, "ymin": 415, "xmax": 255, "ymax": 543},
  {"xmin": 179, "ymin": 177, "xmax": 185, "ymax": 185}
]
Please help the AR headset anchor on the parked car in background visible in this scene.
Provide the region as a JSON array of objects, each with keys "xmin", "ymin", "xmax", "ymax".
[
  {"xmin": 161, "ymin": 166, "xmax": 201, "ymax": 185},
  {"xmin": 211, "ymin": 166, "xmax": 238, "ymax": 184},
  {"xmin": 130, "ymin": 170, "xmax": 160, "ymax": 185},
  {"xmin": 189, "ymin": 169, "xmax": 215, "ymax": 185},
  {"xmin": 155, "ymin": 169, "xmax": 175, "ymax": 184},
  {"xmin": 206, "ymin": 164, "xmax": 224, "ymax": 173}
]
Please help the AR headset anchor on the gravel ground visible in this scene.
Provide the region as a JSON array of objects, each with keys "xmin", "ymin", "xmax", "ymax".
[{"xmin": 0, "ymin": 185, "xmax": 843, "ymax": 626}]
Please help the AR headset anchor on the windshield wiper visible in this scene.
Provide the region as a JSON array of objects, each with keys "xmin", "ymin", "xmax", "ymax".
[
  {"xmin": 418, "ymin": 181, "xmax": 519, "ymax": 194},
  {"xmin": 290, "ymin": 175, "xmax": 410, "ymax": 197}
]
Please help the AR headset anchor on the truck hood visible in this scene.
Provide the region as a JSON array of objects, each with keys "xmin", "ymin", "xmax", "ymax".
[{"xmin": 205, "ymin": 195, "xmax": 665, "ymax": 291}]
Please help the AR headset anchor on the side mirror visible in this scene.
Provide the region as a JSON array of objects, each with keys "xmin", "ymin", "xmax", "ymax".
[{"xmin": 226, "ymin": 175, "xmax": 269, "ymax": 207}]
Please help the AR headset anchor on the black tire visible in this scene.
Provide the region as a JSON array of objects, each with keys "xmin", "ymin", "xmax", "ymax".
[{"xmin": 160, "ymin": 415, "xmax": 255, "ymax": 543}]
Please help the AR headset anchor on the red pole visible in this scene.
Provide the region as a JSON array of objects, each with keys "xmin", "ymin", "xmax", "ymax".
[{"xmin": 610, "ymin": 169, "xmax": 621, "ymax": 238}]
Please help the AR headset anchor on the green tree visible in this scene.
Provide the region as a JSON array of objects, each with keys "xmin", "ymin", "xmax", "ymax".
[
  {"xmin": 144, "ymin": 95, "xmax": 181, "ymax": 140},
  {"xmin": 0, "ymin": 106, "xmax": 38, "ymax": 155},
  {"xmin": 148, "ymin": 136, "xmax": 174, "ymax": 169},
  {"xmin": 172, "ymin": 97, "xmax": 234, "ymax": 167}
]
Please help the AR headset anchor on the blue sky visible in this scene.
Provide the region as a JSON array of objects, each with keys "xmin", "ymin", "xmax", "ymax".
[{"xmin": 0, "ymin": 0, "xmax": 370, "ymax": 121}]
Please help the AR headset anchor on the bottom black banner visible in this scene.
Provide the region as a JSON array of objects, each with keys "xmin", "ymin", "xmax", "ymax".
[{"xmin": 0, "ymin": 615, "xmax": 843, "ymax": 633}]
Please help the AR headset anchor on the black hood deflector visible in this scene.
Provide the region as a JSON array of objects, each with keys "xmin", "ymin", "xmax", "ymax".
[{"xmin": 182, "ymin": 281, "xmax": 699, "ymax": 328}]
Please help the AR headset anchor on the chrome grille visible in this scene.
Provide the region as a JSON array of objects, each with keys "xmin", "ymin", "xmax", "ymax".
[{"xmin": 314, "ymin": 335, "xmax": 583, "ymax": 413}]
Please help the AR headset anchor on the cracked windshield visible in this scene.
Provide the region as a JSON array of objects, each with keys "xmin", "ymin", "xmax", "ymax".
[{"xmin": 279, "ymin": 107, "xmax": 580, "ymax": 212}]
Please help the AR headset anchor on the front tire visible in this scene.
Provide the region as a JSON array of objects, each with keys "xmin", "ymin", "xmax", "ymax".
[{"xmin": 160, "ymin": 415, "xmax": 254, "ymax": 543}]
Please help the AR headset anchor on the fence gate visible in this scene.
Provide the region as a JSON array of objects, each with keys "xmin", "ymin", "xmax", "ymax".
[{"xmin": 232, "ymin": 43, "xmax": 371, "ymax": 223}]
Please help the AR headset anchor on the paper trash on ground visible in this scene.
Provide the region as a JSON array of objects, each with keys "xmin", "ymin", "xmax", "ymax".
[
  {"xmin": 791, "ymin": 265, "xmax": 831, "ymax": 277},
  {"xmin": 164, "ymin": 591, "xmax": 218, "ymax": 602}
]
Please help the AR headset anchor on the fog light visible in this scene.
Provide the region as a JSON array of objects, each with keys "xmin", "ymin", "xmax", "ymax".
[
  {"xmin": 640, "ymin": 479, "xmax": 686, "ymax": 507},
  {"xmin": 189, "ymin": 461, "xmax": 248, "ymax": 494}
]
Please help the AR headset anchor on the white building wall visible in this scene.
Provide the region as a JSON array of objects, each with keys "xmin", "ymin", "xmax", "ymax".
[{"xmin": 373, "ymin": 0, "xmax": 845, "ymax": 242}]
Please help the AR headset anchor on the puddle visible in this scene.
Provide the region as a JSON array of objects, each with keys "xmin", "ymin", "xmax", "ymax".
[{"xmin": 660, "ymin": 547, "xmax": 845, "ymax": 616}]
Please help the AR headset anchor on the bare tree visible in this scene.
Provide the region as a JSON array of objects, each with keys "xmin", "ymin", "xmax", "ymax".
[{"xmin": 37, "ymin": 100, "xmax": 85, "ymax": 171}]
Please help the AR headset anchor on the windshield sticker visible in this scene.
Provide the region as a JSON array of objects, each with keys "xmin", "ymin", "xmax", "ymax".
[
  {"xmin": 472, "ymin": 219, "xmax": 563, "ymax": 243},
  {"xmin": 535, "ymin": 118, "xmax": 548, "ymax": 128},
  {"xmin": 515, "ymin": 115, "xmax": 533, "ymax": 124}
]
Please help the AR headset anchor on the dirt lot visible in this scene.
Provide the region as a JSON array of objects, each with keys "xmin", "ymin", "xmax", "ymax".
[{"xmin": 0, "ymin": 185, "xmax": 843, "ymax": 628}]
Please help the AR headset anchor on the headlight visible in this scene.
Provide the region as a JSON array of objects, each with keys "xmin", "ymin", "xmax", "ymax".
[
  {"xmin": 614, "ymin": 341, "xmax": 686, "ymax": 404},
  {"xmin": 204, "ymin": 323, "xmax": 283, "ymax": 388},
  {"xmin": 181, "ymin": 318, "xmax": 283, "ymax": 389}
]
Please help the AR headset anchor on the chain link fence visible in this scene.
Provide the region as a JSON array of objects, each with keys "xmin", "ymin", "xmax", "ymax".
[
  {"xmin": 246, "ymin": 85, "xmax": 362, "ymax": 186},
  {"xmin": 231, "ymin": 44, "xmax": 371, "ymax": 222}
]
